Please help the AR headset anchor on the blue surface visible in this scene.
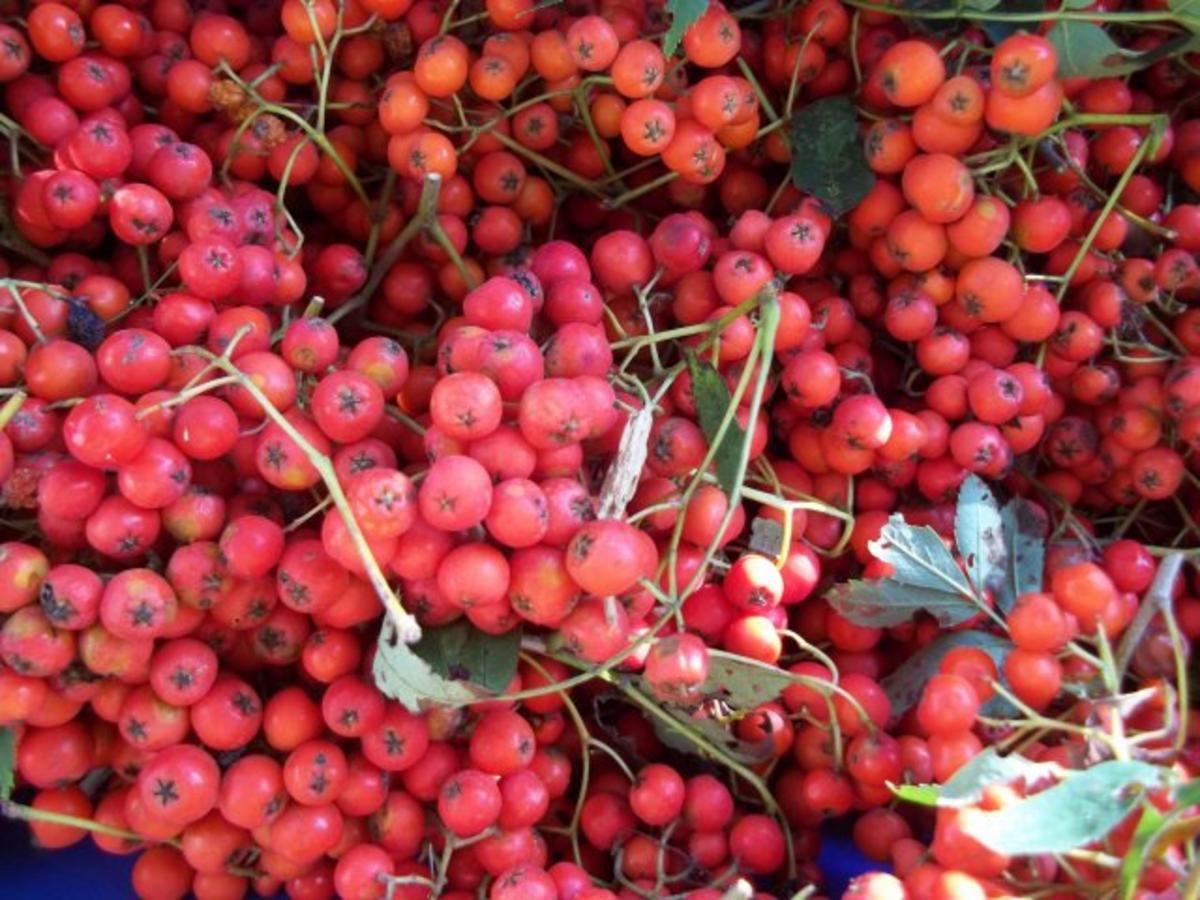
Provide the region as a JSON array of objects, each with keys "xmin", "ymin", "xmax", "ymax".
[
  {"xmin": 0, "ymin": 815, "xmax": 136, "ymax": 898},
  {"xmin": 0, "ymin": 813, "xmax": 879, "ymax": 898}
]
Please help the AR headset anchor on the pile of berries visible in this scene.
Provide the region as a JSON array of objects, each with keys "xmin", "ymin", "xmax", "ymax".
[{"xmin": 0, "ymin": 0, "xmax": 1198, "ymax": 898}]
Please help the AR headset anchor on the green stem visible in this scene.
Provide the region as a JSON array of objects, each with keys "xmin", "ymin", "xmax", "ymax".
[
  {"xmin": 0, "ymin": 391, "xmax": 25, "ymax": 430},
  {"xmin": 489, "ymin": 130, "xmax": 608, "ymax": 197},
  {"xmin": 327, "ymin": 174, "xmax": 444, "ymax": 326},
  {"xmin": 192, "ymin": 347, "xmax": 422, "ymax": 644},
  {"xmin": 1055, "ymin": 128, "xmax": 1159, "ymax": 303},
  {"xmin": 3, "ymin": 800, "xmax": 146, "ymax": 847}
]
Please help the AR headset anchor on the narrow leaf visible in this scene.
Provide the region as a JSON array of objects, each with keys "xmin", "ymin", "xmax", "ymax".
[
  {"xmin": 881, "ymin": 631, "xmax": 1013, "ymax": 718},
  {"xmin": 964, "ymin": 761, "xmax": 1164, "ymax": 855},
  {"xmin": 788, "ymin": 95, "xmax": 876, "ymax": 216},
  {"xmin": 827, "ymin": 578, "xmax": 979, "ymax": 628},
  {"xmin": 412, "ymin": 619, "xmax": 522, "ymax": 695},
  {"xmin": 997, "ymin": 497, "xmax": 1046, "ymax": 613},
  {"xmin": 955, "ymin": 475, "xmax": 1006, "ymax": 597},
  {"xmin": 373, "ymin": 618, "xmax": 482, "ymax": 712},
  {"xmin": 684, "ymin": 349, "xmax": 747, "ymax": 497},
  {"xmin": 892, "ymin": 783, "xmax": 940, "ymax": 806},
  {"xmin": 0, "ymin": 726, "xmax": 15, "ymax": 802},
  {"xmin": 663, "ymin": 0, "xmax": 708, "ymax": 57},
  {"xmin": 702, "ymin": 650, "xmax": 795, "ymax": 709},
  {"xmin": 1120, "ymin": 804, "xmax": 1166, "ymax": 900}
]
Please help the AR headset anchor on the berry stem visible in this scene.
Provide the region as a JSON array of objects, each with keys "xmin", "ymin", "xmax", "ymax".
[
  {"xmin": 1114, "ymin": 551, "xmax": 1185, "ymax": 680},
  {"xmin": 1, "ymin": 800, "xmax": 147, "ymax": 847},
  {"xmin": 0, "ymin": 391, "xmax": 26, "ymax": 430},
  {"xmin": 192, "ymin": 346, "xmax": 423, "ymax": 645},
  {"xmin": 327, "ymin": 173, "xmax": 446, "ymax": 326}
]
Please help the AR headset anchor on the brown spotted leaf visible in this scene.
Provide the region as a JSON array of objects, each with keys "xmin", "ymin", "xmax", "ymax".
[
  {"xmin": 701, "ymin": 650, "xmax": 795, "ymax": 709},
  {"xmin": 954, "ymin": 475, "xmax": 1006, "ymax": 599},
  {"xmin": 997, "ymin": 497, "xmax": 1047, "ymax": 614}
]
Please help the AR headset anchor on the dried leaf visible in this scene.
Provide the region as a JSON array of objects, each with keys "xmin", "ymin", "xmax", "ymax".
[{"xmin": 598, "ymin": 404, "xmax": 653, "ymax": 519}]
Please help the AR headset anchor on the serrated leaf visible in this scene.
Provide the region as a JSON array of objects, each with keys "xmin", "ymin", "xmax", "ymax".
[
  {"xmin": 881, "ymin": 631, "xmax": 1013, "ymax": 719},
  {"xmin": 964, "ymin": 761, "xmax": 1164, "ymax": 855},
  {"xmin": 702, "ymin": 650, "xmax": 794, "ymax": 709},
  {"xmin": 788, "ymin": 95, "xmax": 876, "ymax": 216},
  {"xmin": 871, "ymin": 515, "xmax": 973, "ymax": 597},
  {"xmin": 893, "ymin": 749, "xmax": 1056, "ymax": 808},
  {"xmin": 828, "ymin": 578, "xmax": 979, "ymax": 628},
  {"xmin": 955, "ymin": 475, "xmax": 1006, "ymax": 597},
  {"xmin": 412, "ymin": 619, "xmax": 521, "ymax": 695},
  {"xmin": 647, "ymin": 703, "xmax": 776, "ymax": 766},
  {"xmin": 943, "ymin": 749, "xmax": 1057, "ymax": 808},
  {"xmin": 1046, "ymin": 21, "xmax": 1184, "ymax": 78},
  {"xmin": 373, "ymin": 618, "xmax": 483, "ymax": 712},
  {"xmin": 0, "ymin": 726, "xmax": 15, "ymax": 802},
  {"xmin": 997, "ymin": 497, "xmax": 1046, "ymax": 614},
  {"xmin": 663, "ymin": 0, "xmax": 708, "ymax": 57},
  {"xmin": 684, "ymin": 349, "xmax": 747, "ymax": 497}
]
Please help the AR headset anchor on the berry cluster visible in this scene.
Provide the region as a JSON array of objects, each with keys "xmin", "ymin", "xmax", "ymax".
[{"xmin": 0, "ymin": 0, "xmax": 1198, "ymax": 899}]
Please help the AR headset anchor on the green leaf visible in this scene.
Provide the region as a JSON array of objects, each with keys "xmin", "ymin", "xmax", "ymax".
[
  {"xmin": 373, "ymin": 618, "xmax": 484, "ymax": 712},
  {"xmin": 828, "ymin": 578, "xmax": 980, "ymax": 628},
  {"xmin": 829, "ymin": 515, "xmax": 979, "ymax": 626},
  {"xmin": 892, "ymin": 783, "xmax": 940, "ymax": 806},
  {"xmin": 412, "ymin": 619, "xmax": 522, "ymax": 695},
  {"xmin": 893, "ymin": 748, "xmax": 1056, "ymax": 808},
  {"xmin": 1173, "ymin": 0, "xmax": 1200, "ymax": 31},
  {"xmin": 964, "ymin": 761, "xmax": 1165, "ymax": 855},
  {"xmin": 944, "ymin": 748, "xmax": 1057, "ymax": 808},
  {"xmin": 787, "ymin": 95, "xmax": 876, "ymax": 217},
  {"xmin": 702, "ymin": 650, "xmax": 795, "ymax": 710},
  {"xmin": 663, "ymin": 0, "xmax": 708, "ymax": 57},
  {"xmin": 648, "ymin": 704, "xmax": 776, "ymax": 766},
  {"xmin": 1120, "ymin": 804, "xmax": 1165, "ymax": 900},
  {"xmin": 955, "ymin": 475, "xmax": 1006, "ymax": 597},
  {"xmin": 0, "ymin": 726, "xmax": 15, "ymax": 802},
  {"xmin": 1046, "ymin": 21, "xmax": 1187, "ymax": 78},
  {"xmin": 872, "ymin": 515, "xmax": 974, "ymax": 597},
  {"xmin": 1120, "ymin": 779, "xmax": 1200, "ymax": 899},
  {"xmin": 997, "ymin": 497, "xmax": 1046, "ymax": 614},
  {"xmin": 881, "ymin": 631, "xmax": 1013, "ymax": 719},
  {"xmin": 977, "ymin": 0, "xmax": 1043, "ymax": 43},
  {"xmin": 896, "ymin": 0, "xmax": 961, "ymax": 33},
  {"xmin": 684, "ymin": 349, "xmax": 747, "ymax": 497}
]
